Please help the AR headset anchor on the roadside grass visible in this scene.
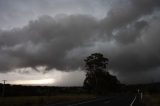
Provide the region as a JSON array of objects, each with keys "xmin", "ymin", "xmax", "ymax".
[
  {"xmin": 0, "ymin": 94, "xmax": 95, "ymax": 106},
  {"xmin": 144, "ymin": 94, "xmax": 160, "ymax": 106}
]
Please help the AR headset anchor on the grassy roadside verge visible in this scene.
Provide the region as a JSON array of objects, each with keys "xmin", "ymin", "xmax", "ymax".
[
  {"xmin": 0, "ymin": 95, "xmax": 95, "ymax": 106},
  {"xmin": 143, "ymin": 94, "xmax": 160, "ymax": 106}
]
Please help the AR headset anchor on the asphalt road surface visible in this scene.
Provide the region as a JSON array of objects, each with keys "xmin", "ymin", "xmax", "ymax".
[{"xmin": 46, "ymin": 94, "xmax": 145, "ymax": 106}]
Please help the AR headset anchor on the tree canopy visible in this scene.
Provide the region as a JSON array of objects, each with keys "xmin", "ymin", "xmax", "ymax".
[{"xmin": 83, "ymin": 53, "xmax": 120, "ymax": 94}]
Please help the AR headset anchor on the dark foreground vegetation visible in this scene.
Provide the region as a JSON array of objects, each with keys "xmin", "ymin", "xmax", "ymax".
[
  {"xmin": 1, "ymin": 82, "xmax": 160, "ymax": 96},
  {"xmin": 0, "ymin": 83, "xmax": 160, "ymax": 106},
  {"xmin": 0, "ymin": 84, "xmax": 96, "ymax": 106},
  {"xmin": 0, "ymin": 84, "xmax": 86, "ymax": 96}
]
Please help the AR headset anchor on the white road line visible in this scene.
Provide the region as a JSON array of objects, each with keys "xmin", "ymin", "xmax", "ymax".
[
  {"xmin": 67, "ymin": 98, "xmax": 109, "ymax": 106},
  {"xmin": 45, "ymin": 98, "xmax": 96, "ymax": 106},
  {"xmin": 104, "ymin": 101, "xmax": 110, "ymax": 104},
  {"xmin": 46, "ymin": 102, "xmax": 67, "ymax": 106},
  {"xmin": 67, "ymin": 100, "xmax": 97, "ymax": 106},
  {"xmin": 130, "ymin": 96, "xmax": 137, "ymax": 106},
  {"xmin": 141, "ymin": 92, "xmax": 143, "ymax": 100}
]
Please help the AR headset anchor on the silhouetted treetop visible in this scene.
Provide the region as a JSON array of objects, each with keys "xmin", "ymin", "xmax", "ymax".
[{"xmin": 83, "ymin": 53, "xmax": 120, "ymax": 94}]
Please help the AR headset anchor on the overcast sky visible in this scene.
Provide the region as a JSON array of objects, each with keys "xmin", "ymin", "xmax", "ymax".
[{"xmin": 0, "ymin": 0, "xmax": 160, "ymax": 86}]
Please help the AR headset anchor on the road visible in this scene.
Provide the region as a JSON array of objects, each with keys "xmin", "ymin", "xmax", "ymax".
[{"xmin": 46, "ymin": 94, "xmax": 145, "ymax": 106}]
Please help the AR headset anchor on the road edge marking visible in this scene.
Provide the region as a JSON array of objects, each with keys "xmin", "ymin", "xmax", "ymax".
[
  {"xmin": 104, "ymin": 101, "xmax": 110, "ymax": 104},
  {"xmin": 141, "ymin": 92, "xmax": 143, "ymax": 100},
  {"xmin": 130, "ymin": 96, "xmax": 136, "ymax": 106},
  {"xmin": 67, "ymin": 97, "xmax": 109, "ymax": 106},
  {"xmin": 45, "ymin": 97, "xmax": 96, "ymax": 106}
]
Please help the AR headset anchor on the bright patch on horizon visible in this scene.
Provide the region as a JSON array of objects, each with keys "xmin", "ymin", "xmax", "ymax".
[{"xmin": 11, "ymin": 78, "xmax": 55, "ymax": 85}]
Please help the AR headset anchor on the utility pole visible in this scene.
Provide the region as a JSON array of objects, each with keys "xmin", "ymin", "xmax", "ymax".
[
  {"xmin": 107, "ymin": 59, "xmax": 109, "ymax": 72},
  {"xmin": 2, "ymin": 80, "xmax": 6, "ymax": 97}
]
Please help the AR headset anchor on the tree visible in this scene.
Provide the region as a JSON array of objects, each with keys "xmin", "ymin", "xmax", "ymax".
[{"xmin": 83, "ymin": 53, "xmax": 120, "ymax": 94}]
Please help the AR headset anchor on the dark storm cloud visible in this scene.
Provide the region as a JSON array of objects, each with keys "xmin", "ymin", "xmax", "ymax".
[
  {"xmin": 0, "ymin": 0, "xmax": 110, "ymax": 29},
  {"xmin": 0, "ymin": 0, "xmax": 160, "ymax": 83},
  {"xmin": 102, "ymin": 0, "xmax": 160, "ymax": 33},
  {"xmin": 0, "ymin": 15, "xmax": 98, "ymax": 72},
  {"xmin": 114, "ymin": 20, "xmax": 148, "ymax": 44},
  {"xmin": 101, "ymin": 0, "xmax": 160, "ymax": 72}
]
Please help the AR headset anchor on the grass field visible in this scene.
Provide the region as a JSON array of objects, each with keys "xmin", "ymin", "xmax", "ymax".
[
  {"xmin": 0, "ymin": 95, "xmax": 95, "ymax": 106},
  {"xmin": 144, "ymin": 94, "xmax": 160, "ymax": 106}
]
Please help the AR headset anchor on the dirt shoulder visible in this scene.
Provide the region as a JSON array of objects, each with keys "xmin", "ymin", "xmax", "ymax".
[{"xmin": 143, "ymin": 94, "xmax": 160, "ymax": 106}]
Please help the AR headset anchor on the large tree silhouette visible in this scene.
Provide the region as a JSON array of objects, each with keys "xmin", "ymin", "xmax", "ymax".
[{"xmin": 83, "ymin": 53, "xmax": 120, "ymax": 94}]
